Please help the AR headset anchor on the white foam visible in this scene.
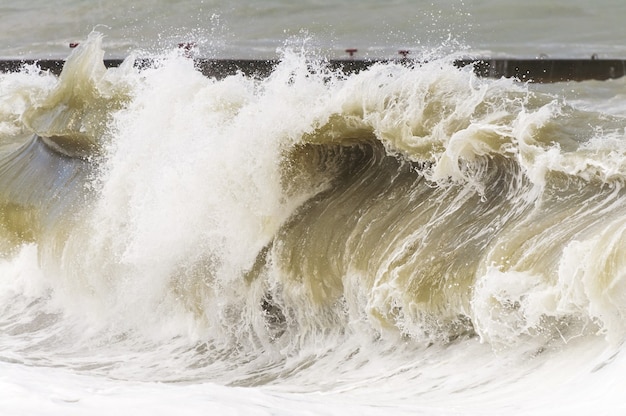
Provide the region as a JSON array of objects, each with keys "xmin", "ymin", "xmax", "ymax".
[{"xmin": 3, "ymin": 34, "xmax": 626, "ymax": 416}]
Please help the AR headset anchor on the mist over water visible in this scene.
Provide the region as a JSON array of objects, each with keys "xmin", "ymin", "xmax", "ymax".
[
  {"xmin": 2, "ymin": 2, "xmax": 626, "ymax": 415},
  {"xmin": 2, "ymin": 0, "xmax": 626, "ymax": 59}
]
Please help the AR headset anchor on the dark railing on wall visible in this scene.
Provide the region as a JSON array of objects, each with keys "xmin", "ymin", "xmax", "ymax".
[{"xmin": 1, "ymin": 58, "xmax": 625, "ymax": 82}]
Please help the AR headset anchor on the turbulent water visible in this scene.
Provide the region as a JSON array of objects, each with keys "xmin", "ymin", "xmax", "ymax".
[{"xmin": 3, "ymin": 2, "xmax": 626, "ymax": 415}]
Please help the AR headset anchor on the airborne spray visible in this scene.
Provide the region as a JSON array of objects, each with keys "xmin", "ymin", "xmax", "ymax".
[{"xmin": 2, "ymin": 19, "xmax": 626, "ymax": 414}]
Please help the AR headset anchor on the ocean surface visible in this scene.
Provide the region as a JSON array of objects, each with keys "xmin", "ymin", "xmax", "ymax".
[
  {"xmin": 3, "ymin": 0, "xmax": 626, "ymax": 59},
  {"xmin": 2, "ymin": 1, "xmax": 626, "ymax": 415}
]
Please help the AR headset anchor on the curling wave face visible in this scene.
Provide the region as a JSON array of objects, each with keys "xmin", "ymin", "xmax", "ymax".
[{"xmin": 1, "ymin": 33, "xmax": 626, "ymax": 396}]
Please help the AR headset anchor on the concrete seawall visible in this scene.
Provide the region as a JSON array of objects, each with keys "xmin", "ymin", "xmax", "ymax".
[{"xmin": 1, "ymin": 58, "xmax": 625, "ymax": 82}]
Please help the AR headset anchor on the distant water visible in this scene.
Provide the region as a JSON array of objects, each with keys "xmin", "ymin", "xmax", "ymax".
[
  {"xmin": 3, "ymin": 2, "xmax": 626, "ymax": 416},
  {"xmin": 2, "ymin": 0, "xmax": 626, "ymax": 59}
]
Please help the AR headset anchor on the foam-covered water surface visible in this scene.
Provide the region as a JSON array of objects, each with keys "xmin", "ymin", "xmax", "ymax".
[{"xmin": 2, "ymin": 29, "xmax": 626, "ymax": 414}]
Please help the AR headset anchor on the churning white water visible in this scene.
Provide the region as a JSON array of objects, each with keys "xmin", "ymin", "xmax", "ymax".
[{"xmin": 2, "ymin": 2, "xmax": 626, "ymax": 414}]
